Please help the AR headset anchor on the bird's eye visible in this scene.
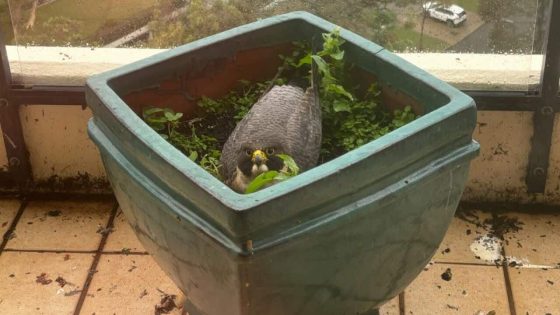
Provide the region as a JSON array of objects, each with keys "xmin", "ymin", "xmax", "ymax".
[
  {"xmin": 244, "ymin": 149, "xmax": 252, "ymax": 156},
  {"xmin": 265, "ymin": 148, "xmax": 275, "ymax": 155}
]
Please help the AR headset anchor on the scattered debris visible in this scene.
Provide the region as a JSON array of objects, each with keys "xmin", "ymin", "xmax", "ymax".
[
  {"xmin": 64, "ymin": 289, "xmax": 82, "ymax": 297},
  {"xmin": 96, "ymin": 226, "xmax": 114, "ymax": 236},
  {"xmin": 547, "ymin": 280, "xmax": 554, "ymax": 285},
  {"xmin": 63, "ymin": 254, "xmax": 71, "ymax": 261},
  {"xmin": 466, "ymin": 229, "xmax": 471, "ymax": 235},
  {"xmin": 474, "ymin": 311, "xmax": 496, "ymax": 315},
  {"xmin": 55, "ymin": 276, "xmax": 67, "ymax": 287},
  {"xmin": 5, "ymin": 231, "xmax": 16, "ymax": 240},
  {"xmin": 9, "ymin": 274, "xmax": 14, "ymax": 278},
  {"xmin": 1, "ymin": 221, "xmax": 7, "ymax": 227},
  {"xmin": 470, "ymin": 235, "xmax": 502, "ymax": 262},
  {"xmin": 154, "ymin": 289, "xmax": 178, "ymax": 315},
  {"xmin": 441, "ymin": 248, "xmax": 451, "ymax": 254},
  {"xmin": 139, "ymin": 289, "xmax": 148, "ymax": 299},
  {"xmin": 128, "ymin": 265, "xmax": 137, "ymax": 272},
  {"xmin": 121, "ymin": 248, "xmax": 131, "ymax": 255},
  {"xmin": 424, "ymin": 261, "xmax": 434, "ymax": 271},
  {"xmin": 483, "ymin": 214, "xmax": 524, "ymax": 240},
  {"xmin": 446, "ymin": 304, "xmax": 459, "ymax": 310},
  {"xmin": 47, "ymin": 210, "xmax": 62, "ymax": 217},
  {"xmin": 36, "ymin": 273, "xmax": 52, "ymax": 285},
  {"xmin": 441, "ymin": 268, "xmax": 452, "ymax": 281}
]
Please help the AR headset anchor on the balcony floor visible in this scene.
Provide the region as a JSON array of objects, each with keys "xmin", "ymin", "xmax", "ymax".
[{"xmin": 0, "ymin": 197, "xmax": 559, "ymax": 314}]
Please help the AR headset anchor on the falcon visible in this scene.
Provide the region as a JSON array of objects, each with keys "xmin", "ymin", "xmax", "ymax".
[{"xmin": 220, "ymin": 63, "xmax": 321, "ymax": 193}]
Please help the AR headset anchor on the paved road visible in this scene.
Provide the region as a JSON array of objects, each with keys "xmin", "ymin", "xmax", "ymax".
[{"xmin": 448, "ymin": 14, "xmax": 542, "ymax": 53}]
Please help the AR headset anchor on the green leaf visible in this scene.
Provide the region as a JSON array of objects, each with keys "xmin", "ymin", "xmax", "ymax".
[
  {"xmin": 333, "ymin": 100, "xmax": 351, "ymax": 113},
  {"xmin": 142, "ymin": 107, "xmax": 164, "ymax": 118},
  {"xmin": 276, "ymin": 154, "xmax": 299, "ymax": 175},
  {"xmin": 245, "ymin": 171, "xmax": 279, "ymax": 194},
  {"xmin": 311, "ymin": 55, "xmax": 330, "ymax": 77},
  {"xmin": 164, "ymin": 111, "xmax": 183, "ymax": 121},
  {"xmin": 296, "ymin": 53, "xmax": 312, "ymax": 67},
  {"xmin": 327, "ymin": 84, "xmax": 354, "ymax": 100},
  {"xmin": 330, "ymin": 50, "xmax": 345, "ymax": 60},
  {"xmin": 188, "ymin": 151, "xmax": 198, "ymax": 161}
]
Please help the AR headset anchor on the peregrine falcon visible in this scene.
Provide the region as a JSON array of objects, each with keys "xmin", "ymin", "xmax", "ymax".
[{"xmin": 220, "ymin": 64, "xmax": 322, "ymax": 193}]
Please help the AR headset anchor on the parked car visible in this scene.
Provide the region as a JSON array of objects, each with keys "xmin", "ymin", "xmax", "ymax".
[{"xmin": 423, "ymin": 1, "xmax": 467, "ymax": 26}]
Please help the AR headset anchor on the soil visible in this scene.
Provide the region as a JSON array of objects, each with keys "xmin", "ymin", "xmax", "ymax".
[
  {"xmin": 483, "ymin": 214, "xmax": 524, "ymax": 240},
  {"xmin": 456, "ymin": 208, "xmax": 524, "ymax": 240},
  {"xmin": 47, "ymin": 210, "xmax": 61, "ymax": 217},
  {"xmin": 441, "ymin": 268, "xmax": 452, "ymax": 281},
  {"xmin": 154, "ymin": 289, "xmax": 178, "ymax": 315},
  {"xmin": 96, "ymin": 226, "xmax": 114, "ymax": 236},
  {"xmin": 35, "ymin": 273, "xmax": 52, "ymax": 285},
  {"xmin": 55, "ymin": 276, "xmax": 67, "ymax": 287}
]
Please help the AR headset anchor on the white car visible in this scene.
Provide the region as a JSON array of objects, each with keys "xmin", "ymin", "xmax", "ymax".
[{"xmin": 422, "ymin": 2, "xmax": 467, "ymax": 26}]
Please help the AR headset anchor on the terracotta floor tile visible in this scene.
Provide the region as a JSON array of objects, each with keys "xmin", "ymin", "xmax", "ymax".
[
  {"xmin": 104, "ymin": 208, "xmax": 146, "ymax": 253},
  {"xmin": 0, "ymin": 199, "xmax": 20, "ymax": 237},
  {"xmin": 5, "ymin": 200, "xmax": 113, "ymax": 251},
  {"xmin": 380, "ymin": 296, "xmax": 400, "ymax": 315},
  {"xmin": 405, "ymin": 264, "xmax": 509, "ymax": 314},
  {"xmin": 80, "ymin": 254, "xmax": 183, "ymax": 315},
  {"xmin": 502, "ymin": 212, "xmax": 560, "ymax": 266},
  {"xmin": 433, "ymin": 210, "xmax": 495, "ymax": 264},
  {"xmin": 0, "ymin": 251, "xmax": 94, "ymax": 315},
  {"xmin": 509, "ymin": 268, "xmax": 560, "ymax": 314}
]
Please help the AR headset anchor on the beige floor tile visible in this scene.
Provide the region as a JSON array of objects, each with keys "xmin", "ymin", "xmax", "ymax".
[
  {"xmin": 5, "ymin": 200, "xmax": 113, "ymax": 251},
  {"xmin": 502, "ymin": 212, "xmax": 560, "ymax": 266},
  {"xmin": 380, "ymin": 295, "xmax": 400, "ymax": 315},
  {"xmin": 0, "ymin": 199, "xmax": 20, "ymax": 237},
  {"xmin": 104, "ymin": 208, "xmax": 146, "ymax": 253},
  {"xmin": 0, "ymin": 251, "xmax": 94, "ymax": 315},
  {"xmin": 405, "ymin": 264, "xmax": 509, "ymax": 315},
  {"xmin": 434, "ymin": 210, "xmax": 495, "ymax": 264},
  {"xmin": 80, "ymin": 254, "xmax": 183, "ymax": 315},
  {"xmin": 509, "ymin": 268, "xmax": 560, "ymax": 314}
]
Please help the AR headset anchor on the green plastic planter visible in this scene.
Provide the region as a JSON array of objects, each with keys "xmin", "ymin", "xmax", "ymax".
[{"xmin": 86, "ymin": 12, "xmax": 479, "ymax": 315}]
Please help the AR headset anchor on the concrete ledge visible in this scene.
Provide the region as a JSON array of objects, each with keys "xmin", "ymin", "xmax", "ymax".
[{"xmin": 7, "ymin": 46, "xmax": 543, "ymax": 89}]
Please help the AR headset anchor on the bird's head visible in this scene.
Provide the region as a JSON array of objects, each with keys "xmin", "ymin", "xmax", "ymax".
[{"xmin": 237, "ymin": 146, "xmax": 285, "ymax": 178}]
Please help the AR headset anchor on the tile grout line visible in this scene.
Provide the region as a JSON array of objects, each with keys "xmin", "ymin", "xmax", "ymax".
[
  {"xmin": 501, "ymin": 246, "xmax": 517, "ymax": 315},
  {"xmin": 433, "ymin": 260, "xmax": 500, "ymax": 267},
  {"xmin": 2, "ymin": 248, "xmax": 98, "ymax": 254},
  {"xmin": 398, "ymin": 292, "xmax": 405, "ymax": 315},
  {"xmin": 1, "ymin": 248, "xmax": 149, "ymax": 255},
  {"xmin": 0, "ymin": 200, "xmax": 28, "ymax": 256},
  {"xmin": 73, "ymin": 202, "xmax": 119, "ymax": 315}
]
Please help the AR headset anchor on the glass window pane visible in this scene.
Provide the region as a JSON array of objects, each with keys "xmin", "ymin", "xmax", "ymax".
[{"xmin": 0, "ymin": 0, "xmax": 551, "ymax": 91}]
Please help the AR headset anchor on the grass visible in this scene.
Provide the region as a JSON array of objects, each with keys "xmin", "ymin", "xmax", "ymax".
[
  {"xmin": 30, "ymin": 0, "xmax": 157, "ymax": 43},
  {"xmin": 452, "ymin": 0, "xmax": 479, "ymax": 13},
  {"xmin": 394, "ymin": 27, "xmax": 449, "ymax": 52}
]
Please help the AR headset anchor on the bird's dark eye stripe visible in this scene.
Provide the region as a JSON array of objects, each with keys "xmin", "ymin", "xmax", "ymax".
[{"xmin": 267, "ymin": 155, "xmax": 284, "ymax": 171}]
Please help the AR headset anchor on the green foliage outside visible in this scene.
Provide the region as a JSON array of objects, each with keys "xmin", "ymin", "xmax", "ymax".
[
  {"xmin": 393, "ymin": 27, "xmax": 448, "ymax": 52},
  {"xmin": 6, "ymin": 0, "xmax": 156, "ymax": 45},
  {"xmin": 142, "ymin": 29, "xmax": 418, "ymax": 192}
]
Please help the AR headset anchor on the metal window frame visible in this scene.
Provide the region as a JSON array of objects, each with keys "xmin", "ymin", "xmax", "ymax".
[{"xmin": 0, "ymin": 2, "xmax": 559, "ymax": 194}]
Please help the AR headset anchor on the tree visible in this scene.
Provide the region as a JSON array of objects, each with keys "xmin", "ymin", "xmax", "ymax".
[{"xmin": 147, "ymin": 0, "xmax": 268, "ymax": 48}]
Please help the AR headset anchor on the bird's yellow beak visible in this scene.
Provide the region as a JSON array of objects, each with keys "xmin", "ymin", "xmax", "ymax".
[{"xmin": 251, "ymin": 149, "xmax": 267, "ymax": 165}]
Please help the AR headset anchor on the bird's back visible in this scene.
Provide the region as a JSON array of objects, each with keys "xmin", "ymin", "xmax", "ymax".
[{"xmin": 220, "ymin": 83, "xmax": 322, "ymax": 181}]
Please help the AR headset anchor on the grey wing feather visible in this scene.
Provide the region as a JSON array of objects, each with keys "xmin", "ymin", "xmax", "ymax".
[{"xmin": 220, "ymin": 64, "xmax": 322, "ymax": 183}]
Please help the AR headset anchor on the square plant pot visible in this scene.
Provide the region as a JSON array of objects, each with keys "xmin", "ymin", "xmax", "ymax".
[{"xmin": 86, "ymin": 11, "xmax": 479, "ymax": 315}]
